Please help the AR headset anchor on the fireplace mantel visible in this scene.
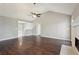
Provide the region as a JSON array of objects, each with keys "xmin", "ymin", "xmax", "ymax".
[{"xmin": 76, "ymin": 36, "xmax": 79, "ymax": 40}]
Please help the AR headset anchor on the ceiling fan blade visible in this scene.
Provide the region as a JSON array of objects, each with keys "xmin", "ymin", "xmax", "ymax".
[
  {"xmin": 36, "ymin": 15, "xmax": 40, "ymax": 17},
  {"xmin": 37, "ymin": 14, "xmax": 41, "ymax": 15},
  {"xmin": 29, "ymin": 11, "xmax": 43, "ymax": 18}
]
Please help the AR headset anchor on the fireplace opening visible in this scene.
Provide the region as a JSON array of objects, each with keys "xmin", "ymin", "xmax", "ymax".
[{"xmin": 75, "ymin": 37, "xmax": 79, "ymax": 51}]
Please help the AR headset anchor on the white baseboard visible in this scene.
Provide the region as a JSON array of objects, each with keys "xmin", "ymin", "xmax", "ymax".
[
  {"xmin": 0, "ymin": 35, "xmax": 70, "ymax": 42},
  {"xmin": 0, "ymin": 36, "xmax": 18, "ymax": 41},
  {"xmin": 0, "ymin": 35, "xmax": 33, "ymax": 42},
  {"xmin": 40, "ymin": 35, "xmax": 70, "ymax": 41},
  {"xmin": 32, "ymin": 34, "xmax": 40, "ymax": 36}
]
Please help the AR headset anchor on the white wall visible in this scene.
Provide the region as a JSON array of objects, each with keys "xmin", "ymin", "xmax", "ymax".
[
  {"xmin": 0, "ymin": 16, "xmax": 18, "ymax": 41},
  {"xmin": 33, "ymin": 11, "xmax": 71, "ymax": 40},
  {"xmin": 72, "ymin": 4, "xmax": 79, "ymax": 20},
  {"xmin": 0, "ymin": 17, "xmax": 4, "ymax": 39},
  {"xmin": 0, "ymin": 16, "xmax": 34, "ymax": 41}
]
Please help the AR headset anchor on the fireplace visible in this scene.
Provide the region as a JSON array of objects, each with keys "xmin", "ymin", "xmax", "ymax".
[{"xmin": 75, "ymin": 37, "xmax": 79, "ymax": 51}]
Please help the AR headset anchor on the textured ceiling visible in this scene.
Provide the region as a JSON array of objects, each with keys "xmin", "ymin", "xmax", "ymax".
[{"xmin": 0, "ymin": 3, "xmax": 77, "ymax": 21}]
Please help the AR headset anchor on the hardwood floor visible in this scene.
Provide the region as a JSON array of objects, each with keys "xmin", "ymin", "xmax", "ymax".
[{"xmin": 0, "ymin": 36, "xmax": 71, "ymax": 55}]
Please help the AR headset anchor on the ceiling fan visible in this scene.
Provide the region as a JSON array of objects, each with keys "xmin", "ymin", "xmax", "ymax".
[
  {"xmin": 31, "ymin": 12, "xmax": 41, "ymax": 17},
  {"xmin": 29, "ymin": 3, "xmax": 42, "ymax": 18}
]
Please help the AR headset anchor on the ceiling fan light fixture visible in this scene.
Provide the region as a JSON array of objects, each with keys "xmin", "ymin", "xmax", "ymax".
[
  {"xmin": 28, "ymin": 3, "xmax": 41, "ymax": 18},
  {"xmin": 32, "ymin": 14, "xmax": 37, "ymax": 18}
]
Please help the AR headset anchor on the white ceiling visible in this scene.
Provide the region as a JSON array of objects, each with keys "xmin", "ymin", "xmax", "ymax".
[{"xmin": 0, "ymin": 3, "xmax": 77, "ymax": 21}]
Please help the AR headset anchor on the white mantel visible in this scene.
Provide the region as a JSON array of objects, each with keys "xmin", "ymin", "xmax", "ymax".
[
  {"xmin": 71, "ymin": 16, "xmax": 79, "ymax": 55},
  {"xmin": 76, "ymin": 36, "xmax": 79, "ymax": 40}
]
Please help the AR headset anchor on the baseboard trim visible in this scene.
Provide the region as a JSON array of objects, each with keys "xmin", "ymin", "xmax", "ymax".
[
  {"xmin": 40, "ymin": 35, "xmax": 70, "ymax": 41},
  {"xmin": 0, "ymin": 35, "xmax": 70, "ymax": 42},
  {"xmin": 0, "ymin": 35, "xmax": 33, "ymax": 42},
  {"xmin": 0, "ymin": 36, "xmax": 18, "ymax": 41}
]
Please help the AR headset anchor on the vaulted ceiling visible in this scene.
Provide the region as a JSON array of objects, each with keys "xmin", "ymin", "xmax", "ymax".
[{"xmin": 0, "ymin": 3, "xmax": 77, "ymax": 21}]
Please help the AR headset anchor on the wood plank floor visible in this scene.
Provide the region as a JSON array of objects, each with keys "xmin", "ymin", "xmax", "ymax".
[{"xmin": 0, "ymin": 36, "xmax": 71, "ymax": 55}]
